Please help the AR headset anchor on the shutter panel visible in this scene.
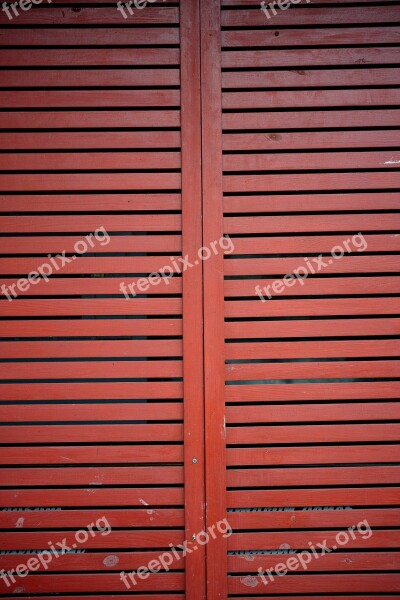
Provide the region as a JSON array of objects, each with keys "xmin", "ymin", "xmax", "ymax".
[
  {"xmin": 202, "ymin": 1, "xmax": 400, "ymax": 598},
  {"xmin": 0, "ymin": 0, "xmax": 205, "ymax": 597}
]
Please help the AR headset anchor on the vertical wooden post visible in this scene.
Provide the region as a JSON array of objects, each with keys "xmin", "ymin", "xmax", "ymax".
[
  {"xmin": 181, "ymin": 1, "xmax": 206, "ymax": 599},
  {"xmin": 201, "ymin": 1, "xmax": 228, "ymax": 599}
]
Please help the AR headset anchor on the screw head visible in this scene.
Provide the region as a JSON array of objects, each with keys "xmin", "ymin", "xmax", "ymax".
[{"xmin": 192, "ymin": 458, "xmax": 197, "ymax": 464}]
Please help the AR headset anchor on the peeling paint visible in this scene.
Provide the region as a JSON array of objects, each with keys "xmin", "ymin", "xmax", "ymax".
[
  {"xmin": 103, "ymin": 554, "xmax": 119, "ymax": 567},
  {"xmin": 242, "ymin": 553, "xmax": 255, "ymax": 562},
  {"xmin": 139, "ymin": 498, "xmax": 149, "ymax": 506},
  {"xmin": 16, "ymin": 517, "xmax": 24, "ymax": 528},
  {"xmin": 384, "ymin": 159, "xmax": 400, "ymax": 164},
  {"xmin": 279, "ymin": 543, "xmax": 291, "ymax": 550},
  {"xmin": 240, "ymin": 575, "xmax": 258, "ymax": 588}
]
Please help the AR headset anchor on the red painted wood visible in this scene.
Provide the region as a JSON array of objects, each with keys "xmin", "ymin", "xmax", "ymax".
[
  {"xmin": 0, "ymin": 488, "xmax": 184, "ymax": 507},
  {"xmin": 0, "ymin": 466, "xmax": 183, "ymax": 486},
  {"xmin": 223, "ymin": 109, "xmax": 400, "ymax": 129},
  {"xmin": 0, "ymin": 195, "xmax": 181, "ymax": 213},
  {"xmin": 201, "ymin": 2, "xmax": 228, "ymax": 600},
  {"xmin": 225, "ymin": 318, "xmax": 400, "ymax": 339},
  {"xmin": 0, "ymin": 382, "xmax": 182, "ymax": 401},
  {"xmin": 0, "ymin": 573, "xmax": 185, "ymax": 594},
  {"xmin": 227, "ymin": 445, "xmax": 400, "ymax": 466},
  {"xmin": 0, "ymin": 340, "xmax": 182, "ymax": 359},
  {"xmin": 226, "ymin": 403, "xmax": 400, "ymax": 424},
  {"xmin": 223, "ymin": 48, "xmax": 400, "ymax": 68},
  {"xmin": 181, "ymin": 3, "xmax": 206, "ymax": 600},
  {"xmin": 222, "ymin": 26, "xmax": 400, "ymax": 47},
  {"xmin": 0, "ymin": 7, "xmax": 179, "ymax": 25},
  {"xmin": 225, "ymin": 382, "xmax": 400, "ymax": 403},
  {"xmin": 228, "ymin": 574, "xmax": 400, "ymax": 595},
  {"xmin": 226, "ymin": 360, "xmax": 400, "ymax": 381},
  {"xmin": 229, "ymin": 488, "xmax": 400, "ymax": 508},
  {"xmin": 0, "ymin": 90, "xmax": 180, "ymax": 108},
  {"xmin": 228, "ymin": 509, "xmax": 400, "ymax": 530},
  {"xmin": 226, "ymin": 339, "xmax": 400, "ymax": 359},
  {"xmin": 228, "ymin": 552, "xmax": 400, "ymax": 573},
  {"xmin": 227, "ymin": 424, "xmax": 400, "ymax": 445},
  {"xmin": 0, "ymin": 445, "xmax": 183, "ymax": 465},
  {"xmin": 0, "ymin": 403, "xmax": 183, "ymax": 422},
  {"xmin": 0, "ymin": 319, "xmax": 182, "ymax": 338},
  {"xmin": 0, "ymin": 27, "xmax": 179, "ymax": 45}
]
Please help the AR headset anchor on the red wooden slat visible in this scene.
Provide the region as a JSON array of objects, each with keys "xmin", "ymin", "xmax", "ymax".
[
  {"xmin": 1, "ymin": 152, "xmax": 181, "ymax": 171},
  {"xmin": 0, "ymin": 445, "xmax": 183, "ymax": 464},
  {"xmin": 222, "ymin": 7, "xmax": 400, "ymax": 27},
  {"xmin": 223, "ymin": 90, "xmax": 400, "ymax": 111},
  {"xmin": 226, "ymin": 360, "xmax": 400, "ymax": 381},
  {"xmin": 0, "ymin": 27, "xmax": 180, "ymax": 45},
  {"xmin": 227, "ymin": 466, "xmax": 400, "ymax": 487},
  {"xmin": 0, "ymin": 573, "xmax": 185, "ymax": 594},
  {"xmin": 228, "ymin": 551, "xmax": 400, "ymax": 572},
  {"xmin": 223, "ymin": 133, "xmax": 400, "ymax": 152},
  {"xmin": 0, "ymin": 7, "xmax": 179, "ymax": 25},
  {"xmin": 225, "ymin": 382, "xmax": 400, "ymax": 403},
  {"xmin": 0, "ymin": 299, "xmax": 182, "ymax": 317},
  {"xmin": 226, "ymin": 340, "xmax": 400, "ymax": 360},
  {"xmin": 225, "ymin": 318, "xmax": 400, "ymax": 339},
  {"xmin": 226, "ymin": 277, "xmax": 400, "ymax": 297},
  {"xmin": 0, "ymin": 403, "xmax": 183, "ymax": 422},
  {"xmin": 228, "ymin": 574, "xmax": 400, "ymax": 595},
  {"xmin": 0, "ymin": 340, "xmax": 182, "ymax": 359},
  {"xmin": 0, "ymin": 488, "xmax": 184, "ymax": 507},
  {"xmin": 228, "ymin": 531, "xmax": 400, "ymax": 551},
  {"xmin": 0, "ymin": 195, "xmax": 181, "ymax": 213},
  {"xmin": 226, "ymin": 403, "xmax": 400, "ymax": 424},
  {"xmin": 0, "ymin": 382, "xmax": 183, "ymax": 401},
  {"xmin": 0, "ymin": 508, "xmax": 184, "ymax": 529},
  {"xmin": 223, "ymin": 109, "xmax": 400, "ymax": 129},
  {"xmin": 223, "ymin": 172, "xmax": 400, "ymax": 193},
  {"xmin": 228, "ymin": 509, "xmax": 400, "ymax": 530},
  {"xmin": 1, "ymin": 68, "xmax": 180, "ymax": 88},
  {"xmin": 223, "ymin": 151, "xmax": 400, "ymax": 171},
  {"xmin": 227, "ymin": 424, "xmax": 400, "ymax": 444},
  {"xmin": 0, "ymin": 424, "xmax": 184, "ymax": 443},
  {"xmin": 225, "ymin": 298, "xmax": 400, "ymax": 318},
  {"xmin": 0, "ymin": 173, "xmax": 181, "ymax": 192},
  {"xmin": 0, "ymin": 466, "xmax": 183, "ymax": 486},
  {"xmin": 222, "ymin": 48, "xmax": 400, "ymax": 68},
  {"xmin": 229, "ymin": 487, "xmax": 400, "ymax": 508},
  {"xmin": 0, "ymin": 110, "xmax": 180, "ymax": 129},
  {"xmin": 0, "ymin": 90, "xmax": 180, "ymax": 109},
  {"xmin": 0, "ymin": 215, "xmax": 181, "ymax": 232},
  {"xmin": 0, "ymin": 277, "xmax": 182, "ymax": 296},
  {"xmin": 0, "ymin": 318, "xmax": 182, "ymax": 338},
  {"xmin": 223, "ymin": 68, "xmax": 400, "ymax": 88},
  {"xmin": 0, "ymin": 550, "xmax": 184, "ymax": 571},
  {"xmin": 222, "ymin": 26, "xmax": 400, "ymax": 47},
  {"xmin": 227, "ymin": 445, "xmax": 400, "ymax": 466}
]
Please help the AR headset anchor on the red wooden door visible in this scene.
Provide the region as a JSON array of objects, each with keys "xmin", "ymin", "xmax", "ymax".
[
  {"xmin": 0, "ymin": 1, "xmax": 205, "ymax": 598},
  {"xmin": 201, "ymin": 1, "xmax": 400, "ymax": 599},
  {"xmin": 1, "ymin": 1, "xmax": 400, "ymax": 598}
]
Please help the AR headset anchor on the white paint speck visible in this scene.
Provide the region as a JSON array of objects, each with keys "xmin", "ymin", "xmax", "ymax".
[{"xmin": 16, "ymin": 517, "xmax": 24, "ymax": 528}]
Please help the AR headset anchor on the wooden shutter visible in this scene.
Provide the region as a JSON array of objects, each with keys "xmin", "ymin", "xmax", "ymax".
[
  {"xmin": 202, "ymin": 0, "xmax": 400, "ymax": 598},
  {"xmin": 0, "ymin": 1, "xmax": 205, "ymax": 598}
]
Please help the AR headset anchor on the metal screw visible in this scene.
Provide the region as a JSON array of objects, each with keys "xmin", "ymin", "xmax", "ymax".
[{"xmin": 192, "ymin": 458, "xmax": 197, "ymax": 463}]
